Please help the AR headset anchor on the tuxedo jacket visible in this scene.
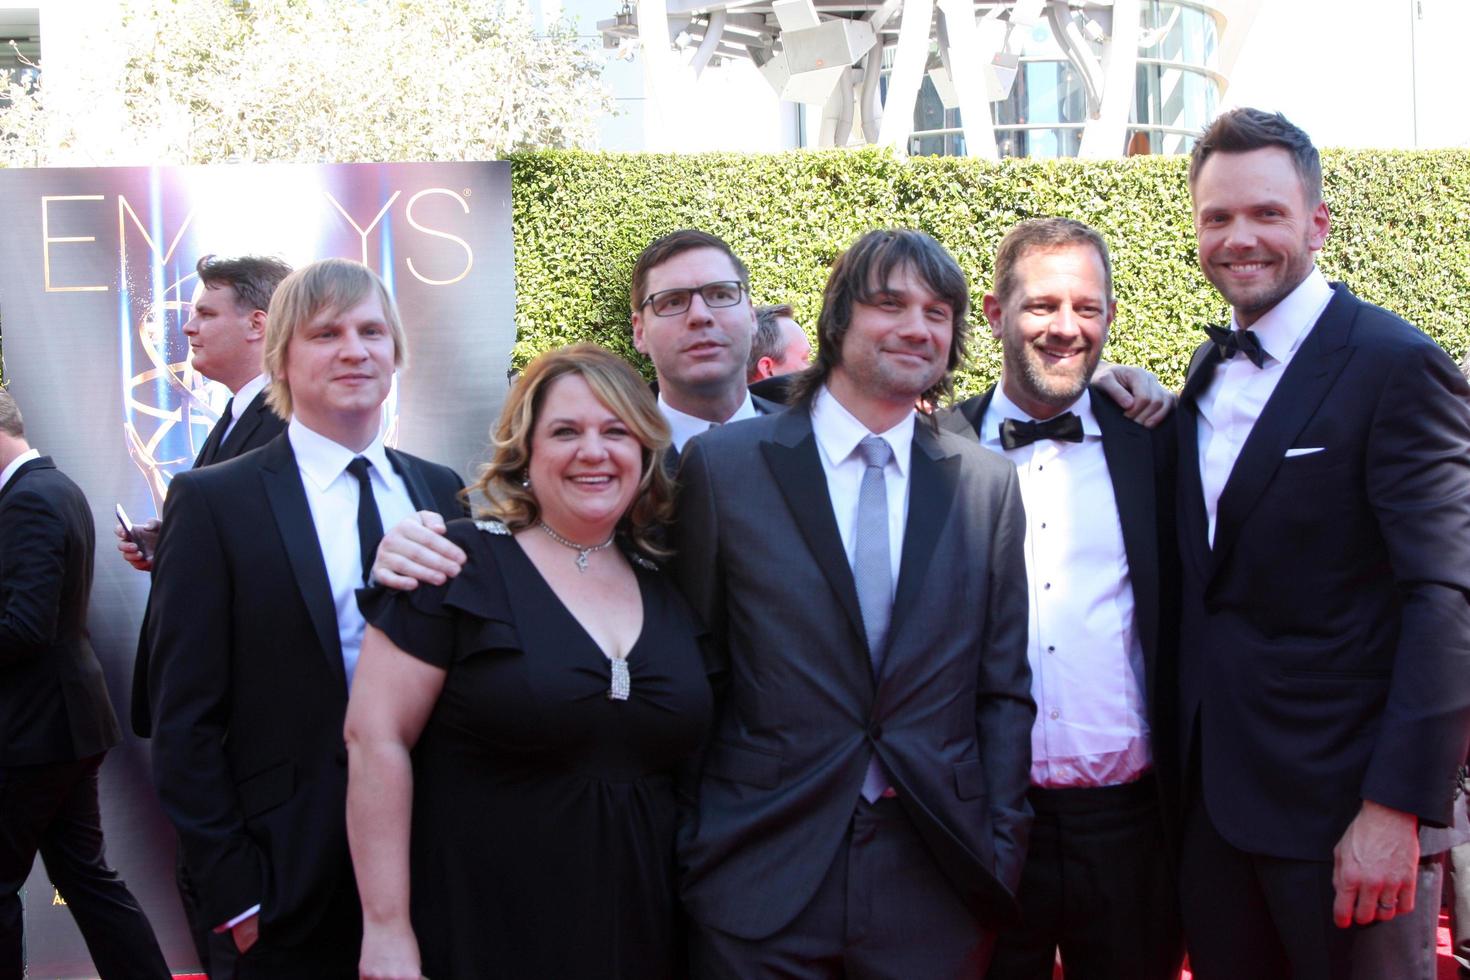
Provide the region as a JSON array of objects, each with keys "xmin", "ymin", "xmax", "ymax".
[
  {"xmin": 0, "ymin": 457, "xmax": 121, "ymax": 767},
  {"xmin": 129, "ymin": 389, "xmax": 286, "ymax": 737},
  {"xmin": 147, "ymin": 433, "xmax": 464, "ymax": 945},
  {"xmin": 1177, "ymin": 283, "xmax": 1470, "ymax": 860},
  {"xmin": 940, "ymin": 385, "xmax": 1182, "ymax": 814},
  {"xmin": 672, "ymin": 403, "xmax": 1034, "ymax": 940}
]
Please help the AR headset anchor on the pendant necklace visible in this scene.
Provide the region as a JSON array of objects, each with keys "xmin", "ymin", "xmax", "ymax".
[{"xmin": 537, "ymin": 521, "xmax": 615, "ymax": 573}]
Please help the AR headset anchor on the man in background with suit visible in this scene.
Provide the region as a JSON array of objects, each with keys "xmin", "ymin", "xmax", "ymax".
[
  {"xmin": 1175, "ymin": 107, "xmax": 1470, "ymax": 979},
  {"xmin": 0, "ymin": 390, "xmax": 169, "ymax": 979},
  {"xmin": 943, "ymin": 218, "xmax": 1182, "ymax": 980},
  {"xmin": 674, "ymin": 229, "xmax": 1033, "ymax": 976},
  {"xmin": 116, "ymin": 253, "xmax": 292, "ymax": 577},
  {"xmin": 147, "ymin": 259, "xmax": 464, "ymax": 977},
  {"xmin": 118, "ymin": 253, "xmax": 291, "ymax": 974}
]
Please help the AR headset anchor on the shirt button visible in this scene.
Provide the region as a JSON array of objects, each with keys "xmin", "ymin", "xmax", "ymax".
[
  {"xmin": 1040, "ymin": 522, "xmax": 1047, "ymax": 529},
  {"xmin": 1049, "ymin": 709, "xmax": 1060, "ymax": 720},
  {"xmin": 1047, "ymin": 645, "xmax": 1056, "ymax": 653},
  {"xmin": 1044, "ymin": 582, "xmax": 1051, "ymax": 590}
]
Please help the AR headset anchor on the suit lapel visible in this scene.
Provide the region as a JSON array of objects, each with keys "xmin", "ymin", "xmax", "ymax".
[
  {"xmin": 257, "ymin": 436, "xmax": 347, "ymax": 693},
  {"xmin": 215, "ymin": 390, "xmax": 271, "ymax": 463},
  {"xmin": 1092, "ymin": 392, "xmax": 1160, "ymax": 670},
  {"xmin": 1177, "ymin": 341, "xmax": 1219, "ymax": 577},
  {"xmin": 760, "ymin": 409, "xmax": 868, "ymax": 649},
  {"xmin": 385, "ymin": 447, "xmax": 433, "ymax": 510},
  {"xmin": 886, "ymin": 423, "xmax": 961, "ymax": 655},
  {"xmin": 937, "ymin": 387, "xmax": 995, "ymax": 444},
  {"xmin": 1207, "ymin": 288, "xmax": 1356, "ymax": 579}
]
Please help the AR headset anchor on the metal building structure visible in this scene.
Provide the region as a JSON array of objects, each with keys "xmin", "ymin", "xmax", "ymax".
[{"xmin": 598, "ymin": 0, "xmax": 1229, "ymax": 159}]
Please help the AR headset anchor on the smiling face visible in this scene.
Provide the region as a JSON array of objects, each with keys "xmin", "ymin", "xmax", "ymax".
[
  {"xmin": 182, "ymin": 280, "xmax": 264, "ymax": 391},
  {"xmin": 827, "ymin": 261, "xmax": 953, "ymax": 424},
  {"xmin": 280, "ymin": 292, "xmax": 396, "ymax": 449},
  {"xmin": 528, "ymin": 372, "xmax": 643, "ymax": 543},
  {"xmin": 985, "ymin": 243, "xmax": 1114, "ymax": 420},
  {"xmin": 631, "ymin": 246, "xmax": 755, "ymax": 406},
  {"xmin": 1192, "ymin": 146, "xmax": 1330, "ymax": 327}
]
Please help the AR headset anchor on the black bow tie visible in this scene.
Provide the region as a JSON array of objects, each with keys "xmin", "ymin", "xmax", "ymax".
[
  {"xmin": 1000, "ymin": 412, "xmax": 1084, "ymax": 451},
  {"xmin": 1204, "ymin": 324, "xmax": 1267, "ymax": 368}
]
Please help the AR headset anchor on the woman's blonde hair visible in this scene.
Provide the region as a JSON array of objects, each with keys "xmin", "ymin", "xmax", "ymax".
[{"xmin": 471, "ymin": 343, "xmax": 675, "ymax": 559}]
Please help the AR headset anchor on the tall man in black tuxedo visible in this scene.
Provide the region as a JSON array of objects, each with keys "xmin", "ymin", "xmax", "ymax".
[
  {"xmin": 1175, "ymin": 107, "xmax": 1470, "ymax": 979},
  {"xmin": 0, "ymin": 391, "xmax": 169, "ymax": 979},
  {"xmin": 941, "ymin": 219, "xmax": 1182, "ymax": 980},
  {"xmin": 674, "ymin": 230, "xmax": 1033, "ymax": 977},
  {"xmin": 147, "ymin": 259, "xmax": 464, "ymax": 978}
]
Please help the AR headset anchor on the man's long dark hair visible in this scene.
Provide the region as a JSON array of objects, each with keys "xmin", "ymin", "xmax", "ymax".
[{"xmin": 787, "ymin": 229, "xmax": 970, "ymax": 408}]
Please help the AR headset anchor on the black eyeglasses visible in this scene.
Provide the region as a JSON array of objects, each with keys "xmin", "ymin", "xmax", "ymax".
[{"xmin": 640, "ymin": 280, "xmax": 745, "ymax": 317}]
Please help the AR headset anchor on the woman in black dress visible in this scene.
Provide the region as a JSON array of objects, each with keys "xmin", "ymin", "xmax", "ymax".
[{"xmin": 345, "ymin": 343, "xmax": 712, "ymax": 980}]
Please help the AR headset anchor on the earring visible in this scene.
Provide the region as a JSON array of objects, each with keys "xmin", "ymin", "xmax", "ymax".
[{"xmin": 521, "ymin": 471, "xmax": 531, "ymax": 488}]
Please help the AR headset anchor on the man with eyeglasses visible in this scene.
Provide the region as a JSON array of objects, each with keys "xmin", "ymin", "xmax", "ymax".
[{"xmin": 629, "ymin": 229, "xmax": 786, "ymax": 462}]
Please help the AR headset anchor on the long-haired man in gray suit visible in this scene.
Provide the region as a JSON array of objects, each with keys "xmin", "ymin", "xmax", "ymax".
[{"xmin": 673, "ymin": 229, "xmax": 1034, "ymax": 977}]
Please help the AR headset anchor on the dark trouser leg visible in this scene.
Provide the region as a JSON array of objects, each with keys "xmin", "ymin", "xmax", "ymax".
[
  {"xmin": 35, "ymin": 753, "xmax": 170, "ymax": 979},
  {"xmin": 689, "ymin": 798, "xmax": 990, "ymax": 980},
  {"xmin": 1348, "ymin": 852, "xmax": 1444, "ymax": 980},
  {"xmin": 0, "ymin": 761, "xmax": 68, "ymax": 980},
  {"xmin": 1181, "ymin": 790, "xmax": 1356, "ymax": 980},
  {"xmin": 1179, "ymin": 791, "xmax": 1290, "ymax": 980},
  {"xmin": 177, "ymin": 840, "xmax": 236, "ymax": 976},
  {"xmin": 984, "ymin": 805, "xmax": 1062, "ymax": 980},
  {"xmin": 987, "ymin": 776, "xmax": 1181, "ymax": 980},
  {"xmin": 844, "ymin": 796, "xmax": 992, "ymax": 980},
  {"xmin": 1451, "ymin": 838, "xmax": 1470, "ymax": 978}
]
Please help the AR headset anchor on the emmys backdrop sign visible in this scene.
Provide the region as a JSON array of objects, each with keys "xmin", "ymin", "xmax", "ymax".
[{"xmin": 0, "ymin": 162, "xmax": 513, "ymax": 975}]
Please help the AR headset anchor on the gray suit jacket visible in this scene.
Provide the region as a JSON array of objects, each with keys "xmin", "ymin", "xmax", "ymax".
[{"xmin": 672, "ymin": 402, "xmax": 1034, "ymax": 940}]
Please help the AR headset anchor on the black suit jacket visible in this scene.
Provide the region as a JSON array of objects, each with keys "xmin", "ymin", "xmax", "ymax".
[
  {"xmin": 940, "ymin": 387, "xmax": 1183, "ymax": 820},
  {"xmin": 1177, "ymin": 283, "xmax": 1470, "ymax": 859},
  {"xmin": 147, "ymin": 433, "xmax": 464, "ymax": 944},
  {"xmin": 672, "ymin": 404, "xmax": 1034, "ymax": 940},
  {"xmin": 129, "ymin": 390, "xmax": 287, "ymax": 737},
  {"xmin": 193, "ymin": 388, "xmax": 287, "ymax": 469},
  {"xmin": 0, "ymin": 457, "xmax": 121, "ymax": 766}
]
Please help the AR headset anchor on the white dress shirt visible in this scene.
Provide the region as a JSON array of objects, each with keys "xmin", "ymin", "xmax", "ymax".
[
  {"xmin": 660, "ymin": 391, "xmax": 759, "ymax": 453},
  {"xmin": 287, "ymin": 418, "xmax": 417, "ymax": 688},
  {"xmin": 982, "ymin": 388, "xmax": 1150, "ymax": 788},
  {"xmin": 1197, "ymin": 266, "xmax": 1334, "ymax": 545},
  {"xmin": 221, "ymin": 373, "xmax": 269, "ymax": 444},
  {"xmin": 0, "ymin": 448, "xmax": 40, "ymax": 492},
  {"xmin": 810, "ymin": 385, "xmax": 913, "ymax": 591}
]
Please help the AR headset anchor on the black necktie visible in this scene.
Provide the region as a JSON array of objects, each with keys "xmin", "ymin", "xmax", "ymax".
[
  {"xmin": 1000, "ymin": 412, "xmax": 1084, "ymax": 451},
  {"xmin": 1203, "ymin": 324, "xmax": 1267, "ymax": 368},
  {"xmin": 346, "ymin": 456, "xmax": 384, "ymax": 585},
  {"xmin": 195, "ymin": 397, "xmax": 234, "ymax": 468}
]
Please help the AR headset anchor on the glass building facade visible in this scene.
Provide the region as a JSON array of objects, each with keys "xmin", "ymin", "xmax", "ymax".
[{"xmin": 896, "ymin": 0, "xmax": 1223, "ymax": 158}]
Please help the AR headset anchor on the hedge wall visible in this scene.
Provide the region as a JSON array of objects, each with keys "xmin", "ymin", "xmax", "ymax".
[{"xmin": 511, "ymin": 147, "xmax": 1470, "ymax": 395}]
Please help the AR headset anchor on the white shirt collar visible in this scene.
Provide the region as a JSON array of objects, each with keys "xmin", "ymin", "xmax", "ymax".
[
  {"xmin": 0, "ymin": 448, "xmax": 41, "ymax": 493},
  {"xmin": 810, "ymin": 385, "xmax": 914, "ymax": 476},
  {"xmin": 983, "ymin": 386, "xmax": 1101, "ymax": 443},
  {"xmin": 230, "ymin": 373, "xmax": 270, "ymax": 420},
  {"xmin": 287, "ymin": 416, "xmax": 394, "ymax": 492},
  {"xmin": 1229, "ymin": 265, "xmax": 1333, "ymax": 363},
  {"xmin": 659, "ymin": 391, "xmax": 758, "ymax": 452}
]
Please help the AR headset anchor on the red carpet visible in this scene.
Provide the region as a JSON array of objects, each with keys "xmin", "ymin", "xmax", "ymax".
[{"xmin": 159, "ymin": 914, "xmax": 1462, "ymax": 979}]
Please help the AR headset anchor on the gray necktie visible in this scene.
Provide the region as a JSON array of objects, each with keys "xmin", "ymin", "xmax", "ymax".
[{"xmin": 853, "ymin": 435, "xmax": 893, "ymax": 802}]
